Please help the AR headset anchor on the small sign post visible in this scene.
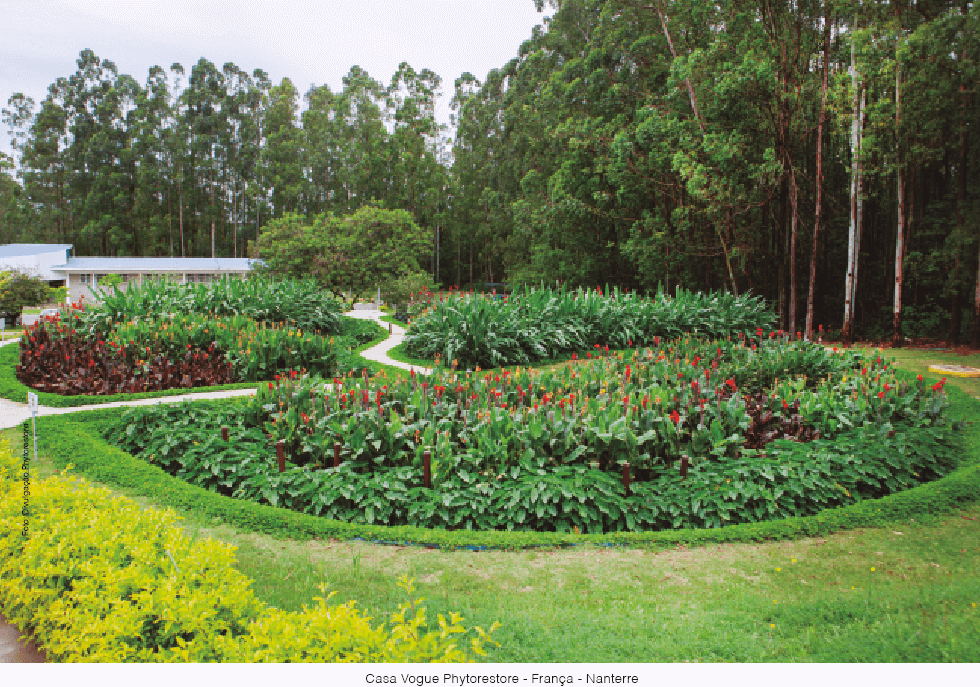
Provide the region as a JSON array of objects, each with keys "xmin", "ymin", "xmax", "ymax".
[{"xmin": 27, "ymin": 392, "xmax": 38, "ymax": 463}]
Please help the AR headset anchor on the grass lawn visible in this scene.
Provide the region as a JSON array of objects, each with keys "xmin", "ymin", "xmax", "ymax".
[{"xmin": 6, "ymin": 346, "xmax": 979, "ymax": 662}]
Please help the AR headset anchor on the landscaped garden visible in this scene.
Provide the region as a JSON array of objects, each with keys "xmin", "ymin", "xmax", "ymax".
[
  {"xmin": 5, "ymin": 276, "xmax": 391, "ymax": 402},
  {"xmin": 3, "ymin": 344, "xmax": 978, "ymax": 662}
]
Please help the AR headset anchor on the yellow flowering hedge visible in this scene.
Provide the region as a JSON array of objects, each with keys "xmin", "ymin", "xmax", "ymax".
[{"xmin": 0, "ymin": 444, "xmax": 499, "ymax": 662}]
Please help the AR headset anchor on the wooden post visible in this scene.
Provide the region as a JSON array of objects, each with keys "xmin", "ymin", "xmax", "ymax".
[
  {"xmin": 276, "ymin": 441, "xmax": 285, "ymax": 473},
  {"xmin": 622, "ymin": 461, "xmax": 631, "ymax": 496},
  {"xmin": 333, "ymin": 442, "xmax": 341, "ymax": 468},
  {"xmin": 389, "ymin": 321, "xmax": 392, "ymax": 334},
  {"xmin": 679, "ymin": 455, "xmax": 689, "ymax": 481},
  {"xmin": 423, "ymin": 449, "xmax": 432, "ymax": 488},
  {"xmin": 221, "ymin": 426, "xmax": 229, "ymax": 442}
]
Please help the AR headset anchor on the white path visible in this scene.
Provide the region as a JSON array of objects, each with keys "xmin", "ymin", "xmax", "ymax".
[
  {"xmin": 343, "ymin": 308, "xmax": 432, "ymax": 375},
  {"xmin": 0, "ymin": 309, "xmax": 429, "ymax": 430}
]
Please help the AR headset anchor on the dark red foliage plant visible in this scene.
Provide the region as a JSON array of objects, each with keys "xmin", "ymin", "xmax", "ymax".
[{"xmin": 17, "ymin": 319, "xmax": 233, "ymax": 396}]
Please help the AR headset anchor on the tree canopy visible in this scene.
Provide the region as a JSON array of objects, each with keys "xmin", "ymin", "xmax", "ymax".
[
  {"xmin": 2, "ymin": 2, "xmax": 978, "ymax": 343},
  {"xmin": 254, "ymin": 205, "xmax": 431, "ymax": 302}
]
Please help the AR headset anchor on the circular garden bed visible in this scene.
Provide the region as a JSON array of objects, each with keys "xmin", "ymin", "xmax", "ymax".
[{"xmin": 104, "ymin": 332, "xmax": 965, "ymax": 534}]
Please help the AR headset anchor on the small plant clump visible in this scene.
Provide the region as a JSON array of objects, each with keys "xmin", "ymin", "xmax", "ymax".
[{"xmin": 106, "ymin": 332, "xmax": 963, "ymax": 533}]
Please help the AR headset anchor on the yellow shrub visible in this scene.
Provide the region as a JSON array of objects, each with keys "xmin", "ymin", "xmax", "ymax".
[{"xmin": 0, "ymin": 444, "xmax": 499, "ymax": 662}]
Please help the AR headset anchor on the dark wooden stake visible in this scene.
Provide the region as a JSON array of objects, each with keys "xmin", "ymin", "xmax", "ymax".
[
  {"xmin": 221, "ymin": 426, "xmax": 229, "ymax": 442},
  {"xmin": 276, "ymin": 441, "xmax": 286, "ymax": 473},
  {"xmin": 423, "ymin": 449, "xmax": 432, "ymax": 488},
  {"xmin": 333, "ymin": 442, "xmax": 341, "ymax": 468},
  {"xmin": 622, "ymin": 461, "xmax": 631, "ymax": 496},
  {"xmin": 679, "ymin": 455, "xmax": 689, "ymax": 480}
]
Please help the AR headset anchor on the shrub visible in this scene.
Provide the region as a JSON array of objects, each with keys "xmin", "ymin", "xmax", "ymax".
[{"xmin": 0, "ymin": 441, "xmax": 499, "ymax": 662}]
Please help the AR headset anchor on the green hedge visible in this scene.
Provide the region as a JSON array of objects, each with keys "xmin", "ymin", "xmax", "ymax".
[{"xmin": 32, "ymin": 372, "xmax": 980, "ymax": 551}]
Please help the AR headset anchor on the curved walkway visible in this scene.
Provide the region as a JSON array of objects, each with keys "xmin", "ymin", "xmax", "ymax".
[{"xmin": 0, "ymin": 307, "xmax": 424, "ymax": 662}]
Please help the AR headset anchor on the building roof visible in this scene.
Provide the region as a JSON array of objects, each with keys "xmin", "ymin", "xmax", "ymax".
[
  {"xmin": 51, "ymin": 257, "xmax": 259, "ymax": 272},
  {"xmin": 0, "ymin": 244, "xmax": 73, "ymax": 258}
]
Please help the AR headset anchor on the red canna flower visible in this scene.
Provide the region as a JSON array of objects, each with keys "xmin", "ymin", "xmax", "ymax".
[{"xmin": 670, "ymin": 409, "xmax": 680, "ymax": 425}]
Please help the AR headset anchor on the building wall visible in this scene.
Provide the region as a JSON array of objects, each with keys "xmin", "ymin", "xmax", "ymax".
[{"xmin": 0, "ymin": 249, "xmax": 70, "ymax": 283}]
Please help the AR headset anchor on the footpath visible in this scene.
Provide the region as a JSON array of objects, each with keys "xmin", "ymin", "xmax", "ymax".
[{"xmin": 0, "ymin": 307, "xmax": 423, "ymax": 662}]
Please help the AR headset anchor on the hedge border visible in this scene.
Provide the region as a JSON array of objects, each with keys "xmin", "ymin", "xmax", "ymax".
[
  {"xmin": 0, "ymin": 316, "xmax": 401, "ymax": 408},
  {"xmin": 32, "ymin": 368, "xmax": 980, "ymax": 552}
]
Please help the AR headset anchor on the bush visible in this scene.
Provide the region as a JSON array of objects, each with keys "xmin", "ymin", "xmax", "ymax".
[
  {"xmin": 0, "ymin": 441, "xmax": 499, "ymax": 662},
  {"xmin": 0, "ymin": 269, "xmax": 52, "ymax": 321}
]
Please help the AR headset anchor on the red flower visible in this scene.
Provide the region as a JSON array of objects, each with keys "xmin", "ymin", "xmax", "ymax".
[
  {"xmin": 916, "ymin": 374, "xmax": 923, "ymax": 382},
  {"xmin": 878, "ymin": 392, "xmax": 885, "ymax": 399},
  {"xmin": 186, "ymin": 344, "xmax": 191, "ymax": 350},
  {"xmin": 670, "ymin": 409, "xmax": 680, "ymax": 425},
  {"xmin": 268, "ymin": 382, "xmax": 275, "ymax": 390}
]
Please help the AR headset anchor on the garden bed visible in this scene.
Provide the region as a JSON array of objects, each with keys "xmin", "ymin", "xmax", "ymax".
[{"xmin": 101, "ymin": 333, "xmax": 966, "ymax": 535}]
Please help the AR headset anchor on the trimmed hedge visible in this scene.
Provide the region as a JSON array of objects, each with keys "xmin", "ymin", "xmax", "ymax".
[
  {"xmin": 31, "ymin": 371, "xmax": 980, "ymax": 551},
  {"xmin": 0, "ymin": 441, "xmax": 499, "ymax": 662}
]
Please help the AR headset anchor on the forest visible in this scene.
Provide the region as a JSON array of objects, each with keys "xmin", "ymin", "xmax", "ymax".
[{"xmin": 1, "ymin": 0, "xmax": 977, "ymax": 346}]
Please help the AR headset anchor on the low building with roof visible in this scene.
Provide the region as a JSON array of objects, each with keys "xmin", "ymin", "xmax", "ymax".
[
  {"xmin": 0, "ymin": 244, "xmax": 73, "ymax": 285},
  {"xmin": 51, "ymin": 256, "xmax": 259, "ymax": 304}
]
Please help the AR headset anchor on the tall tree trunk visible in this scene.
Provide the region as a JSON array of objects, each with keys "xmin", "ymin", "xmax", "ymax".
[
  {"xmin": 843, "ymin": 34, "xmax": 861, "ymax": 346},
  {"xmin": 949, "ymin": 85, "xmax": 969, "ymax": 348},
  {"xmin": 852, "ymin": 88, "xmax": 866, "ymax": 339},
  {"xmin": 210, "ymin": 169, "xmax": 216, "ymax": 259},
  {"xmin": 179, "ymin": 176, "xmax": 185, "ymax": 258},
  {"xmin": 789, "ymin": 164, "xmax": 798, "ymax": 335},
  {"xmin": 893, "ymin": 57, "xmax": 905, "ymax": 349},
  {"xmin": 806, "ymin": 5, "xmax": 831, "ymax": 341}
]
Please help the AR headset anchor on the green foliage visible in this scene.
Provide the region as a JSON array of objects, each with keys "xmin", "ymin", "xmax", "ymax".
[
  {"xmin": 29, "ymin": 379, "xmax": 980, "ymax": 551},
  {"xmin": 405, "ymin": 285, "xmax": 776, "ymax": 368},
  {"xmin": 80, "ymin": 275, "xmax": 343, "ymax": 336},
  {"xmin": 257, "ymin": 205, "xmax": 432, "ymax": 303},
  {"xmin": 382, "ymin": 270, "xmax": 436, "ymax": 310},
  {"xmin": 0, "ymin": 270, "xmax": 52, "ymax": 318},
  {"xmin": 0, "ymin": 442, "xmax": 499, "ymax": 662},
  {"xmin": 103, "ymin": 337, "xmax": 962, "ymax": 533}
]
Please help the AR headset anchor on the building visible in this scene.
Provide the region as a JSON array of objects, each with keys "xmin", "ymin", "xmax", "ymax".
[
  {"xmin": 0, "ymin": 244, "xmax": 73, "ymax": 286},
  {"xmin": 51, "ymin": 256, "xmax": 259, "ymax": 304}
]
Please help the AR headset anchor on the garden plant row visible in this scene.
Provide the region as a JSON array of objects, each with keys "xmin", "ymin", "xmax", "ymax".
[{"xmin": 403, "ymin": 284, "xmax": 777, "ymax": 368}]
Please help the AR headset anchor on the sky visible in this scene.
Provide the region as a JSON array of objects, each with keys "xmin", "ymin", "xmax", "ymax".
[{"xmin": 0, "ymin": 0, "xmax": 555, "ymax": 160}]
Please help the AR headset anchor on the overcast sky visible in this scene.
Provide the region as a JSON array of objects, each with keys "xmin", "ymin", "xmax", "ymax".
[{"xmin": 1, "ymin": 0, "xmax": 554, "ymax": 159}]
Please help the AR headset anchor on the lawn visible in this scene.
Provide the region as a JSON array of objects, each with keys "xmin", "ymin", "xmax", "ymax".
[{"xmin": 7, "ymin": 345, "xmax": 978, "ymax": 662}]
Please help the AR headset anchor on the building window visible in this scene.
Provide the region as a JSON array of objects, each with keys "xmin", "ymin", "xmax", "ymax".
[{"xmin": 80, "ymin": 274, "xmax": 91, "ymax": 285}]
